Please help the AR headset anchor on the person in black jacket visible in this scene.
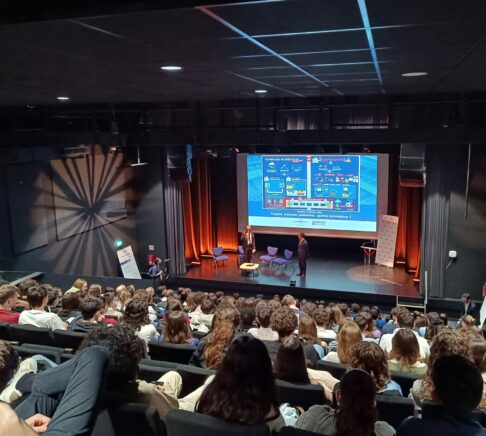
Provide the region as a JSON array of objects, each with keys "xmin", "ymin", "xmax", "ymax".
[
  {"xmin": 460, "ymin": 293, "xmax": 479, "ymax": 324},
  {"xmin": 297, "ymin": 233, "xmax": 309, "ymax": 277}
]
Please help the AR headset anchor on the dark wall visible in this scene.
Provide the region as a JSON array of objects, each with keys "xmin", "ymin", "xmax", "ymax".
[
  {"xmin": 444, "ymin": 144, "xmax": 486, "ymax": 300},
  {"xmin": 0, "ymin": 145, "xmax": 167, "ymax": 280}
]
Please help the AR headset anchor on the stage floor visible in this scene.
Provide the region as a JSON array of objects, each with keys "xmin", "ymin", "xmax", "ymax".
[{"xmin": 171, "ymin": 252, "xmax": 420, "ymax": 305}]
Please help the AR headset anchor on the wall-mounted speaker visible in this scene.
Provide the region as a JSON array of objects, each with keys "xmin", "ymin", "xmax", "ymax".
[
  {"xmin": 399, "ymin": 143, "xmax": 426, "ymax": 187},
  {"xmin": 167, "ymin": 145, "xmax": 192, "ymax": 182}
]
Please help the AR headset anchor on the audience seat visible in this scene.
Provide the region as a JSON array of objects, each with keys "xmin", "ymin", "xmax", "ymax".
[
  {"xmin": 275, "ymin": 379, "xmax": 327, "ymax": 410},
  {"xmin": 138, "ymin": 361, "xmax": 179, "ymax": 382},
  {"xmin": 191, "ymin": 330, "xmax": 208, "ymax": 341},
  {"xmin": 390, "ymin": 370, "xmax": 421, "ymax": 397},
  {"xmin": 92, "ymin": 403, "xmax": 166, "ymax": 436},
  {"xmin": 0, "ymin": 322, "xmax": 11, "ymax": 341},
  {"xmin": 10, "ymin": 324, "xmax": 54, "ymax": 346},
  {"xmin": 278, "ymin": 427, "xmax": 326, "ymax": 436},
  {"xmin": 165, "ymin": 409, "xmax": 269, "ymax": 436},
  {"xmin": 149, "ymin": 341, "xmax": 196, "ymax": 364},
  {"xmin": 315, "ymin": 360, "xmax": 347, "ymax": 380},
  {"xmin": 176, "ymin": 364, "xmax": 215, "ymax": 397},
  {"xmin": 12, "ymin": 343, "xmax": 66, "ymax": 364},
  {"xmin": 53, "ymin": 329, "xmax": 87, "ymax": 351},
  {"xmin": 375, "ymin": 395, "xmax": 415, "ymax": 428}
]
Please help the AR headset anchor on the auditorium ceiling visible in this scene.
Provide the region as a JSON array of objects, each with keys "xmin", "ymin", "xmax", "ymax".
[{"xmin": 1, "ymin": 0, "xmax": 486, "ymax": 105}]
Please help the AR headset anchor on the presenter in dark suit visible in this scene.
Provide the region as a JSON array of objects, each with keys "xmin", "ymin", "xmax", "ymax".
[
  {"xmin": 460, "ymin": 293, "xmax": 479, "ymax": 324},
  {"xmin": 297, "ymin": 233, "xmax": 309, "ymax": 277},
  {"xmin": 241, "ymin": 225, "xmax": 256, "ymax": 263}
]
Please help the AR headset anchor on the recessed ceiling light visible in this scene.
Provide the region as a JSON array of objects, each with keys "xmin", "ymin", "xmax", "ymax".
[
  {"xmin": 254, "ymin": 89, "xmax": 267, "ymax": 94},
  {"xmin": 401, "ymin": 72, "xmax": 428, "ymax": 77},
  {"xmin": 161, "ymin": 65, "xmax": 182, "ymax": 71},
  {"xmin": 57, "ymin": 96, "xmax": 70, "ymax": 101}
]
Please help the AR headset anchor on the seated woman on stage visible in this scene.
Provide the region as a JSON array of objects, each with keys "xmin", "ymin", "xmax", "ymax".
[
  {"xmin": 163, "ymin": 311, "xmax": 199, "ymax": 347},
  {"xmin": 196, "ymin": 335, "xmax": 285, "ymax": 431},
  {"xmin": 295, "ymin": 369, "xmax": 395, "ymax": 436},
  {"xmin": 348, "ymin": 341, "xmax": 402, "ymax": 396},
  {"xmin": 324, "ymin": 319, "xmax": 362, "ymax": 364},
  {"xmin": 387, "ymin": 328, "xmax": 427, "ymax": 375}
]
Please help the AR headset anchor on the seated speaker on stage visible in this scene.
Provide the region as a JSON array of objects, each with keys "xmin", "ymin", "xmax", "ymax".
[{"xmin": 241, "ymin": 224, "xmax": 256, "ymax": 263}]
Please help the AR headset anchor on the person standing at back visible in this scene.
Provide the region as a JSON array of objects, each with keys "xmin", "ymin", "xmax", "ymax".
[{"xmin": 297, "ymin": 233, "xmax": 309, "ymax": 277}]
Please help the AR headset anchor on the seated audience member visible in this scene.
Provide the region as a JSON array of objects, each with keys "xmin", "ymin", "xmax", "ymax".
[
  {"xmin": 74, "ymin": 324, "xmax": 181, "ymax": 418},
  {"xmin": 44, "ymin": 285, "xmax": 61, "ymax": 313},
  {"xmin": 266, "ymin": 306, "xmax": 320, "ymax": 366},
  {"xmin": 274, "ymin": 335, "xmax": 311, "ymax": 384},
  {"xmin": 331, "ymin": 305, "xmax": 345, "ymax": 334},
  {"xmin": 298, "ymin": 316, "xmax": 326, "ymax": 359},
  {"xmin": 102, "ymin": 292, "xmax": 123, "ymax": 320},
  {"xmin": 413, "ymin": 314, "xmax": 428, "ymax": 337},
  {"xmin": 355, "ymin": 311, "xmax": 381, "ymax": 340},
  {"xmin": 380, "ymin": 310, "xmax": 430, "ymax": 359},
  {"xmin": 196, "ymin": 335, "xmax": 285, "ymax": 431},
  {"xmin": 68, "ymin": 297, "xmax": 104, "ymax": 333},
  {"xmin": 122, "ymin": 298, "xmax": 160, "ymax": 349},
  {"xmin": 190, "ymin": 298, "xmax": 215, "ymax": 333},
  {"xmin": 0, "ymin": 284, "xmax": 21, "ymax": 324},
  {"xmin": 312, "ymin": 307, "xmax": 337, "ymax": 340},
  {"xmin": 164, "ymin": 311, "xmax": 198, "ymax": 346},
  {"xmin": 0, "ymin": 340, "xmax": 112, "ymax": 436},
  {"xmin": 381, "ymin": 307, "xmax": 401, "ymax": 335},
  {"xmin": 397, "ymin": 356, "xmax": 486, "ymax": 436},
  {"xmin": 134, "ymin": 289, "xmax": 157, "ymax": 323},
  {"xmin": 19, "ymin": 286, "xmax": 67, "ymax": 331},
  {"xmin": 324, "ymin": 319, "xmax": 362, "ymax": 364},
  {"xmin": 248, "ymin": 306, "xmax": 278, "ymax": 341},
  {"xmin": 190, "ymin": 305, "xmax": 241, "ymax": 369},
  {"xmin": 410, "ymin": 329, "xmax": 468, "ymax": 408},
  {"xmin": 468, "ymin": 339, "xmax": 486, "ymax": 409},
  {"xmin": 240, "ymin": 306, "xmax": 256, "ymax": 332},
  {"xmin": 349, "ymin": 341, "xmax": 402, "ymax": 396},
  {"xmin": 281, "ymin": 294, "xmax": 303, "ymax": 318},
  {"xmin": 461, "ymin": 314, "xmax": 478, "ymax": 330},
  {"xmin": 187, "ymin": 291, "xmax": 205, "ymax": 317},
  {"xmin": 349, "ymin": 303, "xmax": 361, "ymax": 319},
  {"xmin": 371, "ymin": 306, "xmax": 385, "ymax": 330},
  {"xmin": 116, "ymin": 287, "xmax": 132, "ymax": 312},
  {"xmin": 65, "ymin": 278, "xmax": 88, "ymax": 296},
  {"xmin": 58, "ymin": 292, "xmax": 82, "ymax": 322},
  {"xmin": 100, "ymin": 292, "xmax": 121, "ymax": 323},
  {"xmin": 86, "ymin": 284, "xmax": 102, "ymax": 299},
  {"xmin": 296, "ymin": 369, "xmax": 395, "ymax": 436},
  {"xmin": 387, "ymin": 328, "xmax": 427, "ymax": 375}
]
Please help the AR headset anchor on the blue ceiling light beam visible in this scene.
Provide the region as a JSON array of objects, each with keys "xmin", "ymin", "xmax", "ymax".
[
  {"xmin": 196, "ymin": 6, "xmax": 342, "ymax": 96},
  {"xmin": 227, "ymin": 71, "xmax": 305, "ymax": 97},
  {"xmin": 356, "ymin": 0, "xmax": 383, "ymax": 87},
  {"xmin": 232, "ymin": 47, "xmax": 392, "ymax": 59}
]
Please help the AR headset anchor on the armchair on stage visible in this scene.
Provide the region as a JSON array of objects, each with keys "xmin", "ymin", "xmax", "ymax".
[
  {"xmin": 212, "ymin": 247, "xmax": 229, "ymax": 268},
  {"xmin": 272, "ymin": 249, "xmax": 294, "ymax": 270},
  {"xmin": 260, "ymin": 246, "xmax": 278, "ymax": 266},
  {"xmin": 237, "ymin": 245, "xmax": 245, "ymax": 266}
]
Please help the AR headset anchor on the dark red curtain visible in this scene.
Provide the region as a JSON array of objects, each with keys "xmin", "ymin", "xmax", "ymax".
[
  {"xmin": 183, "ymin": 156, "xmax": 238, "ymax": 262},
  {"xmin": 394, "ymin": 186, "xmax": 422, "ymax": 280}
]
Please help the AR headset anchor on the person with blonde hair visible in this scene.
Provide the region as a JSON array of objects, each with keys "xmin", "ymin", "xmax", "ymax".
[
  {"xmin": 324, "ymin": 320, "xmax": 362, "ymax": 364},
  {"xmin": 65, "ymin": 278, "xmax": 88, "ymax": 296},
  {"xmin": 387, "ymin": 328, "xmax": 427, "ymax": 375}
]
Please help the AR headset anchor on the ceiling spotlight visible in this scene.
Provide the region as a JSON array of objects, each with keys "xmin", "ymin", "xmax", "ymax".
[
  {"xmin": 57, "ymin": 96, "xmax": 70, "ymax": 101},
  {"xmin": 401, "ymin": 72, "xmax": 428, "ymax": 77},
  {"xmin": 254, "ymin": 89, "xmax": 267, "ymax": 94},
  {"xmin": 161, "ymin": 65, "xmax": 182, "ymax": 71}
]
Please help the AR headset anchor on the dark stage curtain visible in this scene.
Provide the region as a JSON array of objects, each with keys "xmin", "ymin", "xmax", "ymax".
[
  {"xmin": 395, "ymin": 186, "xmax": 422, "ymax": 280},
  {"xmin": 183, "ymin": 156, "xmax": 238, "ymax": 262}
]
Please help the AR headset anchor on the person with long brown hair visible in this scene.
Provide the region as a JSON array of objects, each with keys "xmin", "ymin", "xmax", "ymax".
[
  {"xmin": 164, "ymin": 311, "xmax": 198, "ymax": 346},
  {"xmin": 189, "ymin": 305, "xmax": 240, "ymax": 369},
  {"xmin": 296, "ymin": 369, "xmax": 395, "ymax": 436},
  {"xmin": 274, "ymin": 335, "xmax": 311, "ymax": 384},
  {"xmin": 196, "ymin": 336, "xmax": 284, "ymax": 431},
  {"xmin": 349, "ymin": 341, "xmax": 402, "ymax": 395},
  {"xmin": 324, "ymin": 320, "xmax": 362, "ymax": 364},
  {"xmin": 387, "ymin": 328, "xmax": 427, "ymax": 375},
  {"xmin": 298, "ymin": 316, "xmax": 326, "ymax": 359}
]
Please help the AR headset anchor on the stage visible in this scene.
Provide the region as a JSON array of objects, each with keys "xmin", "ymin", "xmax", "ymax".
[{"xmin": 169, "ymin": 252, "xmax": 421, "ymax": 309}]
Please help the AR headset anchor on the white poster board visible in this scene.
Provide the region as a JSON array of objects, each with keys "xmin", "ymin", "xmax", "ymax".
[
  {"xmin": 375, "ymin": 215, "xmax": 399, "ymax": 268},
  {"xmin": 117, "ymin": 245, "xmax": 141, "ymax": 279}
]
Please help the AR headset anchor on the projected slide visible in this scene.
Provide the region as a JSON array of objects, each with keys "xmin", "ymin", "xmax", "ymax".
[{"xmin": 248, "ymin": 154, "xmax": 378, "ymax": 232}]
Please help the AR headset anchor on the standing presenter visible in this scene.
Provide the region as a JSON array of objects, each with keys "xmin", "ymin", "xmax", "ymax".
[
  {"xmin": 297, "ymin": 233, "xmax": 309, "ymax": 277},
  {"xmin": 241, "ymin": 224, "xmax": 256, "ymax": 263}
]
